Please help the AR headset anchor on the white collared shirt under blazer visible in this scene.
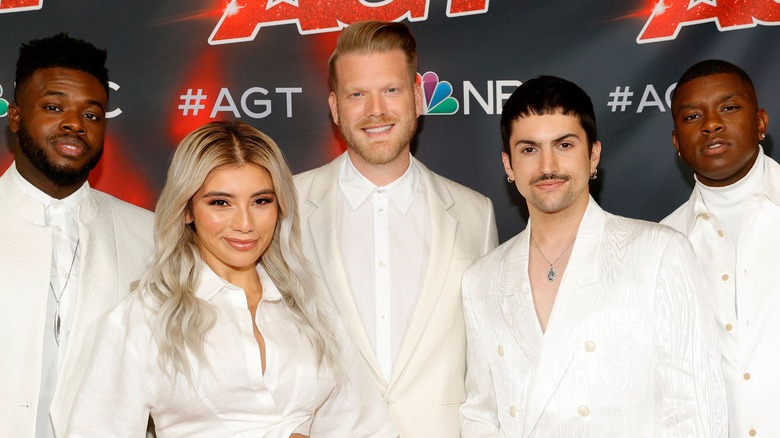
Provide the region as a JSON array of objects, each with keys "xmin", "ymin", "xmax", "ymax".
[
  {"xmin": 295, "ymin": 152, "xmax": 498, "ymax": 437},
  {"xmin": 461, "ymin": 198, "xmax": 727, "ymax": 437},
  {"xmin": 663, "ymin": 149, "xmax": 780, "ymax": 438},
  {"xmin": 67, "ymin": 262, "xmax": 396, "ymax": 437}
]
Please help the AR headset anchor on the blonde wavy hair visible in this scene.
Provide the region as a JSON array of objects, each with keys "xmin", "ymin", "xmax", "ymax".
[{"xmin": 136, "ymin": 120, "xmax": 339, "ymax": 383}]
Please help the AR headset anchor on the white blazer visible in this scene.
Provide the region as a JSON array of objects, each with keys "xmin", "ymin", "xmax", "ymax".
[
  {"xmin": 662, "ymin": 151, "xmax": 780, "ymax": 438},
  {"xmin": 294, "ymin": 153, "xmax": 498, "ymax": 437},
  {"xmin": 0, "ymin": 167, "xmax": 154, "ymax": 437},
  {"xmin": 461, "ymin": 198, "xmax": 727, "ymax": 437}
]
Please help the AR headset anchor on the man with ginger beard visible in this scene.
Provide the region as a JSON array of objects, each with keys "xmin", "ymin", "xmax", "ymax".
[
  {"xmin": 294, "ymin": 21, "xmax": 498, "ymax": 437},
  {"xmin": 662, "ymin": 59, "xmax": 777, "ymax": 438},
  {"xmin": 0, "ymin": 34, "xmax": 153, "ymax": 437}
]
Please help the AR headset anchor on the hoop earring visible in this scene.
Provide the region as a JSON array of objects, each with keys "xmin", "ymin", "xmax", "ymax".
[
  {"xmin": 507, "ymin": 176, "xmax": 515, "ymax": 183},
  {"xmin": 590, "ymin": 169, "xmax": 598, "ymax": 180}
]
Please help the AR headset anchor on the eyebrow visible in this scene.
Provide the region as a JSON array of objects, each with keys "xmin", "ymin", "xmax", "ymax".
[
  {"xmin": 515, "ymin": 132, "xmax": 579, "ymax": 147},
  {"xmin": 42, "ymin": 90, "xmax": 106, "ymax": 112},
  {"xmin": 201, "ymin": 189, "xmax": 276, "ymax": 198},
  {"xmin": 678, "ymin": 92, "xmax": 743, "ymax": 110}
]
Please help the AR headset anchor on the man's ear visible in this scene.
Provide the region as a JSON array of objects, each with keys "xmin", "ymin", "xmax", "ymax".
[
  {"xmin": 414, "ymin": 83, "xmax": 423, "ymax": 118},
  {"xmin": 589, "ymin": 141, "xmax": 602, "ymax": 172},
  {"xmin": 502, "ymin": 151, "xmax": 514, "ymax": 180},
  {"xmin": 8, "ymin": 104, "xmax": 21, "ymax": 134},
  {"xmin": 757, "ymin": 108, "xmax": 769, "ymax": 139},
  {"xmin": 328, "ymin": 92, "xmax": 339, "ymax": 126},
  {"xmin": 672, "ymin": 130, "xmax": 680, "ymax": 156}
]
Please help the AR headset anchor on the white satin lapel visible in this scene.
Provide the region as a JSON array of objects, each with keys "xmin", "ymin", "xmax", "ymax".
[
  {"xmin": 496, "ymin": 233, "xmax": 543, "ymax": 369},
  {"xmin": 302, "ymin": 160, "xmax": 386, "ymax": 385},
  {"xmin": 522, "ymin": 199, "xmax": 605, "ymax": 437}
]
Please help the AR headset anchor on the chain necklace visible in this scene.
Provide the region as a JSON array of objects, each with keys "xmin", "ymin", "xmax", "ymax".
[
  {"xmin": 530, "ymin": 234, "xmax": 575, "ymax": 282},
  {"xmin": 49, "ymin": 239, "xmax": 80, "ymax": 345}
]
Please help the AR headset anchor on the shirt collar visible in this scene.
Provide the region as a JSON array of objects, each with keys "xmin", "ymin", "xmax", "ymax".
[
  {"xmin": 195, "ymin": 260, "xmax": 283, "ymax": 303},
  {"xmin": 338, "ymin": 153, "xmax": 420, "ymax": 214},
  {"xmin": 11, "ymin": 161, "xmax": 90, "ymax": 223},
  {"xmin": 694, "ymin": 145, "xmax": 765, "ymax": 215},
  {"xmin": 691, "ymin": 146, "xmax": 773, "ymax": 216}
]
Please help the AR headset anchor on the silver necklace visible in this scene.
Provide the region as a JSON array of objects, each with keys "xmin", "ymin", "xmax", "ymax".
[
  {"xmin": 49, "ymin": 239, "xmax": 79, "ymax": 345},
  {"xmin": 530, "ymin": 234, "xmax": 575, "ymax": 282}
]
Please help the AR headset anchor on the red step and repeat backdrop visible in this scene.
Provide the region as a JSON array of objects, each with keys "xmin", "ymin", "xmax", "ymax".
[{"xmin": 0, "ymin": 0, "xmax": 777, "ymax": 242}]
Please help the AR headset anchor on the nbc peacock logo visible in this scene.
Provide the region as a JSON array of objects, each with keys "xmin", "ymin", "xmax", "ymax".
[
  {"xmin": 418, "ymin": 71, "xmax": 459, "ymax": 115},
  {"xmin": 0, "ymin": 85, "xmax": 9, "ymax": 118}
]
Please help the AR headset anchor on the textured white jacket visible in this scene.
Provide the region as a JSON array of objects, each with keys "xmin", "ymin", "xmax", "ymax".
[
  {"xmin": 462, "ymin": 198, "xmax": 727, "ymax": 437},
  {"xmin": 0, "ymin": 165, "xmax": 154, "ymax": 437}
]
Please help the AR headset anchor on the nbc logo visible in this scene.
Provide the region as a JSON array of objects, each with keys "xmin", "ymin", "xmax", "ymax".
[
  {"xmin": 0, "ymin": 85, "xmax": 9, "ymax": 118},
  {"xmin": 419, "ymin": 71, "xmax": 459, "ymax": 115}
]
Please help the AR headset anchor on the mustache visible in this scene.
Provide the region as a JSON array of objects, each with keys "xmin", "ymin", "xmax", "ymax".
[
  {"xmin": 358, "ymin": 116, "xmax": 395, "ymax": 128},
  {"xmin": 530, "ymin": 173, "xmax": 571, "ymax": 185},
  {"xmin": 51, "ymin": 134, "xmax": 88, "ymax": 149}
]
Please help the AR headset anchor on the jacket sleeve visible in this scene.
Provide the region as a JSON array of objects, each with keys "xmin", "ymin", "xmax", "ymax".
[
  {"xmin": 482, "ymin": 197, "xmax": 499, "ymax": 254},
  {"xmin": 65, "ymin": 298, "xmax": 152, "ymax": 438},
  {"xmin": 654, "ymin": 233, "xmax": 728, "ymax": 437}
]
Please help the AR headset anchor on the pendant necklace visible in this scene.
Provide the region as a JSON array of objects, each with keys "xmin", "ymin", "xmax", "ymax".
[
  {"xmin": 50, "ymin": 239, "xmax": 80, "ymax": 345},
  {"xmin": 530, "ymin": 234, "xmax": 575, "ymax": 282}
]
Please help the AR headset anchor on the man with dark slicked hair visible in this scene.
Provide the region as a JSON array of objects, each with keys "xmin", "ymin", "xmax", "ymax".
[
  {"xmin": 0, "ymin": 34, "xmax": 153, "ymax": 437},
  {"xmin": 462, "ymin": 76, "xmax": 726, "ymax": 436},
  {"xmin": 663, "ymin": 59, "xmax": 776, "ymax": 438}
]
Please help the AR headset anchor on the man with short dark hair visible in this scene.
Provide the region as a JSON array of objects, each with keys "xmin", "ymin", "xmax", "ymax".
[
  {"xmin": 295, "ymin": 21, "xmax": 498, "ymax": 437},
  {"xmin": 662, "ymin": 59, "xmax": 776, "ymax": 437},
  {"xmin": 0, "ymin": 34, "xmax": 154, "ymax": 437},
  {"xmin": 461, "ymin": 76, "xmax": 726, "ymax": 436}
]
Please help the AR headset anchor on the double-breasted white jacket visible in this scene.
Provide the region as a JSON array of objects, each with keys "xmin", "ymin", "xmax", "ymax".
[{"xmin": 461, "ymin": 198, "xmax": 727, "ymax": 437}]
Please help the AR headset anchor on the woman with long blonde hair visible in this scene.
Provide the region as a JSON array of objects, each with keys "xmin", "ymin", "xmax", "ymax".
[{"xmin": 67, "ymin": 121, "xmax": 394, "ymax": 437}]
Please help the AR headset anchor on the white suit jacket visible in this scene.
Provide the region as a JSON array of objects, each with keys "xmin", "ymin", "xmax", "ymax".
[
  {"xmin": 662, "ymin": 151, "xmax": 780, "ymax": 438},
  {"xmin": 0, "ymin": 166, "xmax": 154, "ymax": 437},
  {"xmin": 294, "ymin": 153, "xmax": 498, "ymax": 437},
  {"xmin": 461, "ymin": 198, "xmax": 727, "ymax": 437}
]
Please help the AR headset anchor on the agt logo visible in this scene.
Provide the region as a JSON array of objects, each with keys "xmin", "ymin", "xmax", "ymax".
[
  {"xmin": 0, "ymin": 0, "xmax": 43, "ymax": 13},
  {"xmin": 209, "ymin": 0, "xmax": 490, "ymax": 44},
  {"xmin": 638, "ymin": 0, "xmax": 780, "ymax": 43},
  {"xmin": 418, "ymin": 70, "xmax": 520, "ymax": 116}
]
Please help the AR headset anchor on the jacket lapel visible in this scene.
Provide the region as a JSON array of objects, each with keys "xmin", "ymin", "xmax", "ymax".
[
  {"xmin": 496, "ymin": 233, "xmax": 543, "ymax": 370},
  {"xmin": 301, "ymin": 155, "xmax": 386, "ymax": 385},
  {"xmin": 522, "ymin": 199, "xmax": 605, "ymax": 437},
  {"xmin": 50, "ymin": 191, "xmax": 121, "ymax": 435},
  {"xmin": 386, "ymin": 160, "xmax": 456, "ymax": 389}
]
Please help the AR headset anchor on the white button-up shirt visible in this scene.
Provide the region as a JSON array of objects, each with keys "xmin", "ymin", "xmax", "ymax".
[
  {"xmin": 12, "ymin": 163, "xmax": 88, "ymax": 438},
  {"xmin": 67, "ymin": 262, "xmax": 395, "ymax": 437},
  {"xmin": 663, "ymin": 149, "xmax": 780, "ymax": 438},
  {"xmin": 337, "ymin": 154, "xmax": 430, "ymax": 382}
]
